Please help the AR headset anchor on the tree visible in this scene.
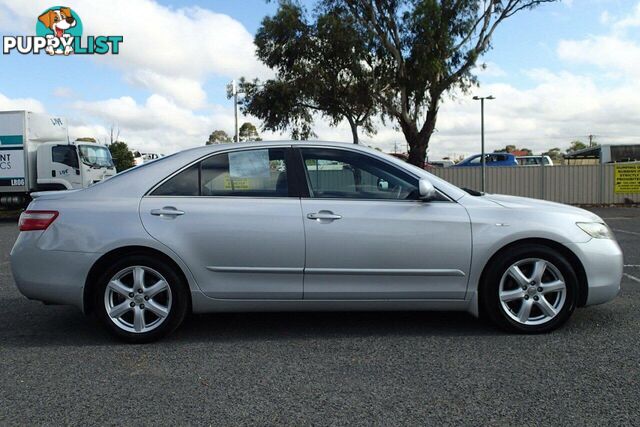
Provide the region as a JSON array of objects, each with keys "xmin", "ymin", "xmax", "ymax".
[
  {"xmin": 322, "ymin": 0, "xmax": 556, "ymax": 165},
  {"xmin": 494, "ymin": 145, "xmax": 531, "ymax": 155},
  {"xmin": 236, "ymin": 2, "xmax": 378, "ymax": 144},
  {"xmin": 494, "ymin": 144, "xmax": 516, "ymax": 153},
  {"xmin": 239, "ymin": 122, "xmax": 262, "ymax": 141},
  {"xmin": 567, "ymin": 140, "xmax": 587, "ymax": 153},
  {"xmin": 543, "ymin": 147, "xmax": 563, "ymax": 162},
  {"xmin": 108, "ymin": 141, "xmax": 135, "ymax": 172},
  {"xmin": 206, "ymin": 130, "xmax": 232, "ymax": 145}
]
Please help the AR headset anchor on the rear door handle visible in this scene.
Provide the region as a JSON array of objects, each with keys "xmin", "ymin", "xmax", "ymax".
[
  {"xmin": 307, "ymin": 211, "xmax": 342, "ymax": 221},
  {"xmin": 150, "ymin": 207, "xmax": 185, "ymax": 217}
]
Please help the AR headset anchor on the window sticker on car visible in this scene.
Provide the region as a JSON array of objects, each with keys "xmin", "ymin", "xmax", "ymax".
[
  {"xmin": 223, "ymin": 176, "xmax": 250, "ymax": 190},
  {"xmin": 229, "ymin": 150, "xmax": 270, "ymax": 178}
]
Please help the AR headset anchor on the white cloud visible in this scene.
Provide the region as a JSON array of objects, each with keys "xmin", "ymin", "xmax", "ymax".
[
  {"xmin": 125, "ymin": 71, "xmax": 207, "ymax": 109},
  {"xmin": 69, "ymin": 94, "xmax": 235, "ymax": 154},
  {"xmin": 0, "ymin": 93, "xmax": 45, "ymax": 112},
  {"xmin": 611, "ymin": 3, "xmax": 640, "ymax": 32},
  {"xmin": 558, "ymin": 36, "xmax": 640, "ymax": 78}
]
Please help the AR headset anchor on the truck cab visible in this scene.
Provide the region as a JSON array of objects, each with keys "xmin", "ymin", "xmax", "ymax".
[
  {"xmin": 36, "ymin": 141, "xmax": 116, "ymax": 190},
  {"xmin": 0, "ymin": 110, "xmax": 116, "ymax": 207}
]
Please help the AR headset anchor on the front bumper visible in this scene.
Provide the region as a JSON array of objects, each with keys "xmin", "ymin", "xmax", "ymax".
[
  {"xmin": 10, "ymin": 231, "xmax": 99, "ymax": 311},
  {"xmin": 565, "ymin": 237, "xmax": 623, "ymax": 306}
]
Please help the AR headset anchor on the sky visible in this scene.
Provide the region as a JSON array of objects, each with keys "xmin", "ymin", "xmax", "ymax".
[{"xmin": 1, "ymin": 0, "xmax": 640, "ymax": 159}]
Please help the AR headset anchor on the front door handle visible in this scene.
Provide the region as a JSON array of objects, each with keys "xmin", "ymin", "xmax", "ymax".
[
  {"xmin": 307, "ymin": 210, "xmax": 342, "ymax": 221},
  {"xmin": 150, "ymin": 207, "xmax": 185, "ymax": 217}
]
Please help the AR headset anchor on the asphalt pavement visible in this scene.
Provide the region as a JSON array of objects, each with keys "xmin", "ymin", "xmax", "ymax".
[{"xmin": 0, "ymin": 207, "xmax": 638, "ymax": 425}]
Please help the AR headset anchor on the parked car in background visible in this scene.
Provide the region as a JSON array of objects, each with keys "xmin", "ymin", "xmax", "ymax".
[
  {"xmin": 11, "ymin": 141, "xmax": 622, "ymax": 342},
  {"xmin": 427, "ymin": 160, "xmax": 454, "ymax": 168},
  {"xmin": 517, "ymin": 155, "xmax": 554, "ymax": 166},
  {"xmin": 454, "ymin": 153, "xmax": 518, "ymax": 167},
  {"xmin": 132, "ymin": 150, "xmax": 164, "ymax": 166}
]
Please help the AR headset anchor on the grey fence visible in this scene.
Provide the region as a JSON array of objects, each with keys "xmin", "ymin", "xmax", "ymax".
[{"xmin": 431, "ymin": 163, "xmax": 640, "ymax": 205}]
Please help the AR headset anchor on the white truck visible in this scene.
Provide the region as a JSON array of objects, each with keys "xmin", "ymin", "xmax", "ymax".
[{"xmin": 0, "ymin": 111, "xmax": 116, "ymax": 208}]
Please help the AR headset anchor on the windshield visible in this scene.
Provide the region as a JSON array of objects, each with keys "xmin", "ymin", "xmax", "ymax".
[{"xmin": 78, "ymin": 145, "xmax": 114, "ymax": 168}]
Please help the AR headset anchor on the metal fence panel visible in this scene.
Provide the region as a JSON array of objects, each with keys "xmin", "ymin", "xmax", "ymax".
[{"xmin": 431, "ymin": 164, "xmax": 640, "ymax": 205}]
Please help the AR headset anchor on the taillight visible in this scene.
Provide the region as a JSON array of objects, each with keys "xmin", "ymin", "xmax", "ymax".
[{"xmin": 18, "ymin": 210, "xmax": 59, "ymax": 231}]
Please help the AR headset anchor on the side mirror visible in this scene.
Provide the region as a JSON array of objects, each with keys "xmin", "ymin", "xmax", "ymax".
[{"xmin": 419, "ymin": 179, "xmax": 436, "ymax": 200}]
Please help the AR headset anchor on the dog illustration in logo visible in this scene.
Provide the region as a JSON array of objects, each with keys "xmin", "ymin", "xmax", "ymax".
[{"xmin": 38, "ymin": 7, "xmax": 76, "ymax": 55}]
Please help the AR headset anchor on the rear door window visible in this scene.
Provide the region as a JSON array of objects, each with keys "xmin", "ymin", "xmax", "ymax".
[
  {"xmin": 151, "ymin": 148, "xmax": 289, "ymax": 197},
  {"xmin": 201, "ymin": 148, "xmax": 288, "ymax": 197}
]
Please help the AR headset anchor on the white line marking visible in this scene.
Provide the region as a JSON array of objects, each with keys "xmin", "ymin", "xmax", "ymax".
[
  {"xmin": 623, "ymin": 273, "xmax": 640, "ymax": 284},
  {"xmin": 624, "ymin": 265, "xmax": 640, "ymax": 268},
  {"xmin": 612, "ymin": 229, "xmax": 640, "ymax": 237}
]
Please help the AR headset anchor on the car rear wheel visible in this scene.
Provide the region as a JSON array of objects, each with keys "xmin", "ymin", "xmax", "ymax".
[
  {"xmin": 481, "ymin": 245, "xmax": 578, "ymax": 333},
  {"xmin": 94, "ymin": 254, "xmax": 189, "ymax": 343}
]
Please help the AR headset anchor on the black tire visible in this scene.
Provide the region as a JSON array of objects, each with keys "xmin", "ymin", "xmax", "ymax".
[
  {"xmin": 93, "ymin": 254, "xmax": 189, "ymax": 343},
  {"xmin": 480, "ymin": 244, "xmax": 578, "ymax": 333}
]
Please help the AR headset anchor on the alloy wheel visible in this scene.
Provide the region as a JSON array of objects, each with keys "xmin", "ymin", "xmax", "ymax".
[
  {"xmin": 104, "ymin": 265, "xmax": 172, "ymax": 333},
  {"xmin": 498, "ymin": 258, "xmax": 567, "ymax": 326}
]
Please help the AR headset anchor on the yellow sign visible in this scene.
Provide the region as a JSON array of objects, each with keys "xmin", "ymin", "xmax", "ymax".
[
  {"xmin": 614, "ymin": 164, "xmax": 640, "ymax": 194},
  {"xmin": 223, "ymin": 176, "xmax": 250, "ymax": 190}
]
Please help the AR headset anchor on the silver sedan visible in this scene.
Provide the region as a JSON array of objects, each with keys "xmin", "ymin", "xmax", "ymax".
[{"xmin": 10, "ymin": 142, "xmax": 622, "ymax": 342}]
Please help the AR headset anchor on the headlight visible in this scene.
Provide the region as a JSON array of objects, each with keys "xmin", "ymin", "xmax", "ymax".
[{"xmin": 576, "ymin": 222, "xmax": 613, "ymax": 239}]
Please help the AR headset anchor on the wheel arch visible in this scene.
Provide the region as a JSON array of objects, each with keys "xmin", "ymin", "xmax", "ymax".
[
  {"xmin": 83, "ymin": 245, "xmax": 192, "ymax": 314},
  {"xmin": 478, "ymin": 238, "xmax": 589, "ymax": 310}
]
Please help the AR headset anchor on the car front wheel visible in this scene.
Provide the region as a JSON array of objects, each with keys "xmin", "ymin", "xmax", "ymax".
[
  {"xmin": 94, "ymin": 254, "xmax": 189, "ymax": 343},
  {"xmin": 481, "ymin": 245, "xmax": 578, "ymax": 333}
]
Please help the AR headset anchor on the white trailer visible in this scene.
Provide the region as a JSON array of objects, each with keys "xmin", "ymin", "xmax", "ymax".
[{"xmin": 0, "ymin": 111, "xmax": 116, "ymax": 207}]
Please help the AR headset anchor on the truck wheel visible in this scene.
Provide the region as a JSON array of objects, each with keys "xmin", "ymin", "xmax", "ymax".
[
  {"xmin": 94, "ymin": 254, "xmax": 189, "ymax": 343},
  {"xmin": 481, "ymin": 244, "xmax": 578, "ymax": 333}
]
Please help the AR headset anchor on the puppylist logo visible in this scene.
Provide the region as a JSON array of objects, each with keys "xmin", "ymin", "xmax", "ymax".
[{"xmin": 3, "ymin": 6, "xmax": 123, "ymax": 56}]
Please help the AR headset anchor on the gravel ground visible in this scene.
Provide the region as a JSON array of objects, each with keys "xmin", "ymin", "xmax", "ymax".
[{"xmin": 0, "ymin": 207, "xmax": 638, "ymax": 425}]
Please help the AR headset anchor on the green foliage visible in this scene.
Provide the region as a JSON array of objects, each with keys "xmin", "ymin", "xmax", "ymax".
[
  {"xmin": 239, "ymin": 122, "xmax": 262, "ymax": 141},
  {"xmin": 236, "ymin": 1, "xmax": 378, "ymax": 144},
  {"xmin": 251, "ymin": 0, "xmax": 556, "ymax": 163},
  {"xmin": 494, "ymin": 145, "xmax": 532, "ymax": 155},
  {"xmin": 108, "ymin": 141, "xmax": 135, "ymax": 172},
  {"xmin": 544, "ymin": 147, "xmax": 563, "ymax": 161},
  {"xmin": 567, "ymin": 140, "xmax": 587, "ymax": 153},
  {"xmin": 324, "ymin": 0, "xmax": 555, "ymax": 164},
  {"xmin": 206, "ymin": 130, "xmax": 232, "ymax": 145}
]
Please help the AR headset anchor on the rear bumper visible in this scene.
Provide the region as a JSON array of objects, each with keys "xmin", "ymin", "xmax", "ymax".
[
  {"xmin": 10, "ymin": 232, "xmax": 98, "ymax": 311},
  {"xmin": 565, "ymin": 238, "xmax": 623, "ymax": 306}
]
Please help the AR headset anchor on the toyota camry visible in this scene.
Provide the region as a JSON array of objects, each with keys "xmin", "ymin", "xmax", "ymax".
[{"xmin": 10, "ymin": 142, "xmax": 622, "ymax": 342}]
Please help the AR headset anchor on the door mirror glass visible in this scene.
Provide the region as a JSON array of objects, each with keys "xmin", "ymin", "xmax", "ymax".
[{"xmin": 419, "ymin": 179, "xmax": 436, "ymax": 200}]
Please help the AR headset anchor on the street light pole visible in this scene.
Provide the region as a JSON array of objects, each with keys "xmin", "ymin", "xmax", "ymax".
[
  {"xmin": 232, "ymin": 79, "xmax": 239, "ymax": 143},
  {"xmin": 472, "ymin": 95, "xmax": 495, "ymax": 193}
]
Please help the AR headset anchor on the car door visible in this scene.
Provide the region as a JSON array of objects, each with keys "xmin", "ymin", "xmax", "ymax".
[
  {"xmin": 140, "ymin": 146, "xmax": 305, "ymax": 299},
  {"xmin": 298, "ymin": 147, "xmax": 472, "ymax": 300}
]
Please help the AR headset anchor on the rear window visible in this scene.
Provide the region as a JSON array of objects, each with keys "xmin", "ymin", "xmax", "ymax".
[{"xmin": 152, "ymin": 164, "xmax": 199, "ymax": 196}]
